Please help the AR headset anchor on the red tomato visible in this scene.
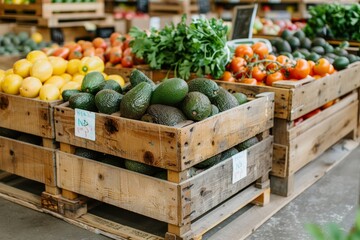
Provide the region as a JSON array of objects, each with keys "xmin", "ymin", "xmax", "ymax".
[
  {"xmin": 52, "ymin": 47, "xmax": 70, "ymax": 59},
  {"xmin": 239, "ymin": 78, "xmax": 257, "ymax": 85},
  {"xmin": 290, "ymin": 59, "xmax": 311, "ymax": 80},
  {"xmin": 265, "ymin": 54, "xmax": 278, "ymax": 71},
  {"xmin": 230, "ymin": 57, "xmax": 247, "ymax": 75},
  {"xmin": 92, "ymin": 37, "xmax": 107, "ymax": 50},
  {"xmin": 308, "ymin": 60, "xmax": 315, "ymax": 76},
  {"xmin": 314, "ymin": 58, "xmax": 330, "ymax": 76},
  {"xmin": 222, "ymin": 71, "xmax": 236, "ymax": 82},
  {"xmin": 122, "ymin": 39, "xmax": 131, "ymax": 51},
  {"xmin": 251, "ymin": 42, "xmax": 269, "ymax": 59},
  {"xmin": 68, "ymin": 43, "xmax": 82, "ymax": 53},
  {"xmin": 303, "ymin": 109, "xmax": 321, "ymax": 120},
  {"xmin": 68, "ymin": 50, "xmax": 83, "ymax": 60},
  {"xmin": 110, "ymin": 32, "xmax": 123, "ymax": 46},
  {"xmin": 235, "ymin": 45, "xmax": 254, "ymax": 59},
  {"xmin": 265, "ymin": 71, "xmax": 285, "ymax": 86},
  {"xmin": 109, "ymin": 46, "xmax": 122, "ymax": 65},
  {"xmin": 83, "ymin": 47, "xmax": 95, "ymax": 57},
  {"xmin": 121, "ymin": 55, "xmax": 134, "ymax": 68},
  {"xmin": 251, "ymin": 65, "xmax": 267, "ymax": 82},
  {"xmin": 123, "ymin": 48, "xmax": 133, "ymax": 57}
]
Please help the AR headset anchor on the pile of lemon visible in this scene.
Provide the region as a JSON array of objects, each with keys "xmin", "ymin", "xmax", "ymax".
[{"xmin": 0, "ymin": 50, "xmax": 125, "ymax": 101}]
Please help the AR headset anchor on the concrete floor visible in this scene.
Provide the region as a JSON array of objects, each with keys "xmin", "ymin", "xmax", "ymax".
[{"xmin": 0, "ymin": 147, "xmax": 359, "ymax": 240}]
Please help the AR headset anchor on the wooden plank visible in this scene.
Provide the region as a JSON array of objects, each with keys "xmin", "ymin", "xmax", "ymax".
[
  {"xmin": 181, "ymin": 186, "xmax": 270, "ymax": 240},
  {"xmin": 289, "ymin": 99, "xmax": 358, "ymax": 175},
  {"xmin": 180, "ymin": 136, "xmax": 273, "ymax": 222},
  {"xmin": 209, "ymin": 138, "xmax": 359, "ymax": 240},
  {"xmin": 55, "ymin": 92, "xmax": 273, "ymax": 171},
  {"xmin": 0, "ymin": 182, "xmax": 41, "ymax": 209},
  {"xmin": 0, "ymin": 136, "xmax": 56, "ymax": 186},
  {"xmin": 178, "ymin": 92, "xmax": 274, "ymax": 170},
  {"xmin": 288, "ymin": 91, "xmax": 358, "ymax": 140},
  {"xmin": 0, "ymin": 93, "xmax": 61, "ymax": 138},
  {"xmin": 289, "ymin": 64, "xmax": 360, "ymax": 120},
  {"xmin": 56, "ymin": 151, "xmax": 179, "ymax": 225},
  {"xmin": 271, "ymin": 144, "xmax": 288, "ymax": 178},
  {"xmin": 217, "ymin": 81, "xmax": 291, "ymax": 120}
]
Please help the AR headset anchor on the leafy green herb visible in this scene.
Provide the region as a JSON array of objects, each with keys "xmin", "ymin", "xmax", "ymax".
[
  {"xmin": 304, "ymin": 4, "xmax": 360, "ymax": 41},
  {"xmin": 129, "ymin": 15, "xmax": 231, "ymax": 80}
]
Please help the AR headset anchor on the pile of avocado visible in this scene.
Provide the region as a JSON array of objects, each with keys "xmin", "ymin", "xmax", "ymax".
[
  {"xmin": 65, "ymin": 69, "xmax": 249, "ymax": 126},
  {"xmin": 271, "ymin": 29, "xmax": 360, "ymax": 70},
  {"xmin": 0, "ymin": 32, "xmax": 50, "ymax": 56}
]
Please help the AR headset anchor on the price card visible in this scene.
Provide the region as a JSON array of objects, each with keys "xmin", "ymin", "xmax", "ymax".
[
  {"xmin": 232, "ymin": 150, "xmax": 248, "ymax": 184},
  {"xmin": 75, "ymin": 109, "xmax": 95, "ymax": 141}
]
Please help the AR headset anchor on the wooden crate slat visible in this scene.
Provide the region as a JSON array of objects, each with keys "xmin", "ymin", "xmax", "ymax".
[
  {"xmin": 42, "ymin": 2, "xmax": 104, "ymax": 18},
  {"xmin": 0, "ymin": 93, "xmax": 61, "ymax": 138},
  {"xmin": 0, "ymin": 136, "xmax": 56, "ymax": 186},
  {"xmin": 56, "ymin": 151, "xmax": 180, "ymax": 225},
  {"xmin": 180, "ymin": 136, "xmax": 273, "ymax": 222},
  {"xmin": 271, "ymin": 143, "xmax": 288, "ymax": 178},
  {"xmin": 54, "ymin": 92, "xmax": 274, "ymax": 171},
  {"xmin": 289, "ymin": 97, "xmax": 358, "ymax": 175}
]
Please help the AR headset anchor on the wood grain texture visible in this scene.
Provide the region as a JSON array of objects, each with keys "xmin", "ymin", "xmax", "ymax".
[
  {"xmin": 56, "ymin": 151, "xmax": 179, "ymax": 224},
  {"xmin": 289, "ymin": 99, "xmax": 358, "ymax": 175},
  {"xmin": 180, "ymin": 136, "xmax": 273, "ymax": 223},
  {"xmin": 55, "ymin": 92, "xmax": 273, "ymax": 171},
  {"xmin": 0, "ymin": 136, "xmax": 56, "ymax": 186},
  {"xmin": 271, "ymin": 143, "xmax": 288, "ymax": 178},
  {"xmin": 0, "ymin": 92, "xmax": 60, "ymax": 138}
]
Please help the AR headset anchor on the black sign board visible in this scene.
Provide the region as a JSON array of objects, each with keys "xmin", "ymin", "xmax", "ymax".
[
  {"xmin": 137, "ymin": 0, "xmax": 149, "ymax": 13},
  {"xmin": 231, "ymin": 4, "xmax": 258, "ymax": 40},
  {"xmin": 198, "ymin": 0, "xmax": 210, "ymax": 14}
]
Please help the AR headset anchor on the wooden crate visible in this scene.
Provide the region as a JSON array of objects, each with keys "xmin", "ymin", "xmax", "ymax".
[
  {"xmin": 42, "ymin": 133, "xmax": 272, "ymax": 239},
  {"xmin": 0, "ymin": 0, "xmax": 110, "ymax": 27},
  {"xmin": 149, "ymin": 0, "xmax": 199, "ymax": 16},
  {"xmin": 218, "ymin": 63, "xmax": 360, "ymax": 121},
  {"xmin": 0, "ymin": 92, "xmax": 62, "ymax": 195},
  {"xmin": 218, "ymin": 65, "xmax": 360, "ymax": 196},
  {"xmin": 0, "ymin": 54, "xmax": 22, "ymax": 70},
  {"xmin": 54, "ymin": 92, "xmax": 274, "ymax": 172}
]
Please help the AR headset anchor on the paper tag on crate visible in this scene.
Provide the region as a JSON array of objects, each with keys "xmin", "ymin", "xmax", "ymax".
[
  {"xmin": 232, "ymin": 150, "xmax": 248, "ymax": 184},
  {"xmin": 75, "ymin": 109, "xmax": 95, "ymax": 141}
]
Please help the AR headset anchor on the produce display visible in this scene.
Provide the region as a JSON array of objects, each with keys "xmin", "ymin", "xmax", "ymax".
[
  {"xmin": 42, "ymin": 33, "xmax": 142, "ymax": 69},
  {"xmin": 129, "ymin": 16, "xmax": 230, "ymax": 80},
  {"xmin": 0, "ymin": 50, "xmax": 125, "ymax": 101},
  {"xmin": 304, "ymin": 4, "xmax": 360, "ymax": 41},
  {"xmin": 0, "ymin": 32, "xmax": 50, "ymax": 56},
  {"xmin": 66, "ymin": 69, "xmax": 247, "ymax": 121},
  {"xmin": 253, "ymin": 17, "xmax": 305, "ymax": 36}
]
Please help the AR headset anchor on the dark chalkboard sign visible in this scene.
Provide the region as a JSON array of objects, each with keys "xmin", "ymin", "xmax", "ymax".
[
  {"xmin": 231, "ymin": 4, "xmax": 258, "ymax": 40},
  {"xmin": 137, "ymin": 0, "xmax": 149, "ymax": 13},
  {"xmin": 198, "ymin": 0, "xmax": 210, "ymax": 14}
]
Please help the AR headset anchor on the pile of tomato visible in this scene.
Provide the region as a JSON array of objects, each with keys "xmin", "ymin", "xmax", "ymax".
[
  {"xmin": 42, "ymin": 33, "xmax": 143, "ymax": 68},
  {"xmin": 222, "ymin": 42, "xmax": 336, "ymax": 86}
]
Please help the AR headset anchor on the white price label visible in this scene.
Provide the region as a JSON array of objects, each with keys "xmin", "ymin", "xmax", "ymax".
[
  {"xmin": 75, "ymin": 109, "xmax": 95, "ymax": 141},
  {"xmin": 232, "ymin": 150, "xmax": 248, "ymax": 184}
]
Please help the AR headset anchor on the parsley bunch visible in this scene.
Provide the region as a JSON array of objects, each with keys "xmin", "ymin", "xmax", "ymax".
[{"xmin": 129, "ymin": 16, "xmax": 231, "ymax": 80}]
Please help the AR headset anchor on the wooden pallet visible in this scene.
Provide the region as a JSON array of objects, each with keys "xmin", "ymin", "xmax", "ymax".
[
  {"xmin": 217, "ymin": 63, "xmax": 360, "ymax": 196},
  {"xmin": 7, "ymin": 138, "xmax": 348, "ymax": 240},
  {"xmin": 42, "ymin": 133, "xmax": 272, "ymax": 239},
  {"xmin": 149, "ymin": 0, "xmax": 199, "ymax": 16}
]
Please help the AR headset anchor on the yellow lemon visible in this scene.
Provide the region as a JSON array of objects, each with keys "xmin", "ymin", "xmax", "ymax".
[
  {"xmin": 26, "ymin": 50, "xmax": 47, "ymax": 64},
  {"xmin": 44, "ymin": 75, "xmax": 66, "ymax": 89},
  {"xmin": 13, "ymin": 59, "xmax": 33, "ymax": 78},
  {"xmin": 2, "ymin": 74, "xmax": 23, "ymax": 95},
  {"xmin": 39, "ymin": 84, "xmax": 60, "ymax": 101},
  {"xmin": 66, "ymin": 59, "xmax": 81, "ymax": 75},
  {"xmin": 106, "ymin": 74, "xmax": 125, "ymax": 87},
  {"xmin": 5, "ymin": 69, "xmax": 13, "ymax": 75},
  {"xmin": 48, "ymin": 56, "xmax": 68, "ymax": 75},
  {"xmin": 19, "ymin": 77, "xmax": 42, "ymax": 98},
  {"xmin": 101, "ymin": 72, "xmax": 108, "ymax": 79},
  {"xmin": 0, "ymin": 70, "xmax": 5, "ymax": 92},
  {"xmin": 60, "ymin": 81, "xmax": 81, "ymax": 93},
  {"xmin": 31, "ymin": 32, "xmax": 43, "ymax": 44},
  {"xmin": 30, "ymin": 59, "xmax": 53, "ymax": 83},
  {"xmin": 72, "ymin": 74, "xmax": 84, "ymax": 85},
  {"xmin": 60, "ymin": 73, "xmax": 72, "ymax": 83}
]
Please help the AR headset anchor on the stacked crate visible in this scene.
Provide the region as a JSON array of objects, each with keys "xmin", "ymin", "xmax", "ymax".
[
  {"xmin": 0, "ymin": 93, "xmax": 61, "ymax": 201},
  {"xmin": 218, "ymin": 62, "xmax": 360, "ymax": 197},
  {"xmin": 42, "ymin": 87, "xmax": 275, "ymax": 239}
]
